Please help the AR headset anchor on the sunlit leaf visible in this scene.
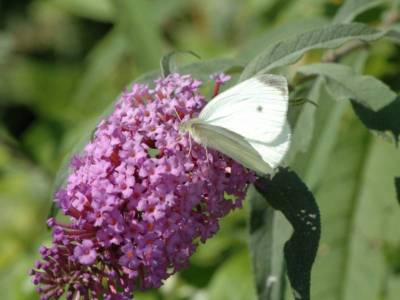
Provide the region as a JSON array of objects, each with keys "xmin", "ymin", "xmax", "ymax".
[
  {"xmin": 292, "ymin": 83, "xmax": 347, "ymax": 189},
  {"xmin": 293, "ymin": 48, "xmax": 369, "ymax": 189},
  {"xmin": 207, "ymin": 251, "xmax": 257, "ymax": 300},
  {"xmin": 152, "ymin": 0, "xmax": 191, "ymax": 26},
  {"xmin": 285, "ymin": 78, "xmax": 323, "ymax": 164},
  {"xmin": 53, "ymin": 0, "xmax": 115, "ymax": 21},
  {"xmin": 160, "ymin": 51, "xmax": 200, "ymax": 77},
  {"xmin": 240, "ymin": 23, "xmax": 385, "ymax": 80},
  {"xmin": 239, "ymin": 18, "xmax": 328, "ymax": 62},
  {"xmin": 248, "ymin": 186, "xmax": 291, "ymax": 300},
  {"xmin": 71, "ymin": 29, "xmax": 129, "ymax": 113},
  {"xmin": 387, "ymin": 277, "xmax": 400, "ymax": 300},
  {"xmin": 114, "ymin": 0, "xmax": 164, "ymax": 71},
  {"xmin": 179, "ymin": 58, "xmax": 243, "ymax": 82},
  {"xmin": 297, "ymin": 62, "xmax": 397, "ymax": 111},
  {"xmin": 310, "ymin": 113, "xmax": 400, "ymax": 300}
]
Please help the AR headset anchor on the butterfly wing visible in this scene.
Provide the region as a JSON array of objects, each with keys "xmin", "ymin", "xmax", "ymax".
[
  {"xmin": 247, "ymin": 122, "xmax": 291, "ymax": 168},
  {"xmin": 192, "ymin": 122, "xmax": 273, "ymax": 174},
  {"xmin": 199, "ymin": 74, "xmax": 290, "ymax": 170}
]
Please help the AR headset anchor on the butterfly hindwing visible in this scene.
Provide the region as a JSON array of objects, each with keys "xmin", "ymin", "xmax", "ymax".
[
  {"xmin": 247, "ymin": 122, "xmax": 291, "ymax": 168},
  {"xmin": 191, "ymin": 122, "xmax": 273, "ymax": 174}
]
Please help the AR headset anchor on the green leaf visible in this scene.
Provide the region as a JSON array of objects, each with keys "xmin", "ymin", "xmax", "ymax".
[
  {"xmin": 191, "ymin": 205, "xmax": 248, "ymax": 266},
  {"xmin": 21, "ymin": 120, "xmax": 61, "ymax": 173},
  {"xmin": 254, "ymin": 169, "xmax": 321, "ymax": 300},
  {"xmin": 152, "ymin": 0, "xmax": 191, "ymax": 26},
  {"xmin": 114, "ymin": 0, "xmax": 164, "ymax": 71},
  {"xmin": 384, "ymin": 241, "xmax": 400, "ymax": 274},
  {"xmin": 309, "ymin": 113, "xmax": 400, "ymax": 300},
  {"xmin": 333, "ymin": 0, "xmax": 384, "ymax": 24},
  {"xmin": 350, "ymin": 96, "xmax": 400, "ymax": 143},
  {"xmin": 4, "ymin": 59, "xmax": 82, "ymax": 123},
  {"xmin": 238, "ymin": 17, "xmax": 328, "ymax": 62},
  {"xmin": 178, "ymin": 58, "xmax": 243, "ymax": 82},
  {"xmin": 160, "ymin": 51, "xmax": 200, "ymax": 77},
  {"xmin": 53, "ymin": 0, "xmax": 115, "ymax": 22},
  {"xmin": 240, "ymin": 23, "xmax": 384, "ymax": 80},
  {"xmin": 248, "ymin": 186, "xmax": 291, "ymax": 300},
  {"xmin": 135, "ymin": 70, "xmax": 160, "ymax": 84},
  {"xmin": 292, "ymin": 83, "xmax": 347, "ymax": 189},
  {"xmin": 386, "ymin": 277, "xmax": 400, "ymax": 300},
  {"xmin": 386, "ymin": 24, "xmax": 400, "ymax": 44},
  {"xmin": 71, "ymin": 29, "xmax": 128, "ymax": 113},
  {"xmin": 297, "ymin": 62, "xmax": 397, "ymax": 111},
  {"xmin": 207, "ymin": 251, "xmax": 257, "ymax": 300},
  {"xmin": 293, "ymin": 48, "xmax": 369, "ymax": 189},
  {"xmin": 139, "ymin": 58, "xmax": 242, "ymax": 84},
  {"xmin": 286, "ymin": 78, "xmax": 323, "ymax": 163},
  {"xmin": 289, "ymin": 50, "xmax": 400, "ymax": 298}
]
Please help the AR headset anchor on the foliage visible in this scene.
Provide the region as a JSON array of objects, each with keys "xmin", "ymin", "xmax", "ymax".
[
  {"xmin": 1, "ymin": 0, "xmax": 400, "ymax": 300},
  {"xmin": 253, "ymin": 170, "xmax": 320, "ymax": 300}
]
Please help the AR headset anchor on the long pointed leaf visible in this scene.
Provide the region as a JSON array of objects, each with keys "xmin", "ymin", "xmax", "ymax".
[
  {"xmin": 248, "ymin": 186, "xmax": 291, "ymax": 300},
  {"xmin": 297, "ymin": 63, "xmax": 397, "ymax": 111},
  {"xmin": 254, "ymin": 169, "xmax": 320, "ymax": 300},
  {"xmin": 240, "ymin": 23, "xmax": 384, "ymax": 80},
  {"xmin": 310, "ymin": 114, "xmax": 400, "ymax": 300}
]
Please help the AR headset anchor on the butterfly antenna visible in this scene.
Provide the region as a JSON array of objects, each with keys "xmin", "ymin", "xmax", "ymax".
[
  {"xmin": 204, "ymin": 146, "xmax": 209, "ymax": 164},
  {"xmin": 289, "ymin": 98, "xmax": 318, "ymax": 107},
  {"xmin": 187, "ymin": 134, "xmax": 193, "ymax": 158},
  {"xmin": 173, "ymin": 106, "xmax": 182, "ymax": 121}
]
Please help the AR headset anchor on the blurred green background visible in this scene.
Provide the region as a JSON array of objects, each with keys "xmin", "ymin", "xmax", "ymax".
[{"xmin": 1, "ymin": 0, "xmax": 400, "ymax": 299}]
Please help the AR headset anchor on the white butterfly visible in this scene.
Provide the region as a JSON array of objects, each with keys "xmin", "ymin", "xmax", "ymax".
[{"xmin": 181, "ymin": 74, "xmax": 291, "ymax": 174}]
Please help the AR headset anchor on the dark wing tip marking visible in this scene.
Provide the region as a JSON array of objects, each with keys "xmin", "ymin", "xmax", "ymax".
[
  {"xmin": 257, "ymin": 105, "xmax": 263, "ymax": 112},
  {"xmin": 256, "ymin": 74, "xmax": 288, "ymax": 97}
]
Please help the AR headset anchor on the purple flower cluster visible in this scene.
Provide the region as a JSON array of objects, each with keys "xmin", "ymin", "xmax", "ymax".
[{"xmin": 30, "ymin": 73, "xmax": 255, "ymax": 299}]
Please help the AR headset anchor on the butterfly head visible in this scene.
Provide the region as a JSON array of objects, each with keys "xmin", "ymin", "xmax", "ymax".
[
  {"xmin": 179, "ymin": 119, "xmax": 201, "ymax": 143},
  {"xmin": 179, "ymin": 120, "xmax": 191, "ymax": 134}
]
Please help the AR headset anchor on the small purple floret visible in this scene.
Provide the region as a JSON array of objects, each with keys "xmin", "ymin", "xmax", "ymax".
[
  {"xmin": 73, "ymin": 240, "xmax": 97, "ymax": 265},
  {"xmin": 210, "ymin": 72, "xmax": 231, "ymax": 85}
]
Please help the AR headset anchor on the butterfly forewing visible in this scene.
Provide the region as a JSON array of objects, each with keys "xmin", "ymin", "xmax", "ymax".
[
  {"xmin": 188, "ymin": 74, "xmax": 291, "ymax": 174},
  {"xmin": 199, "ymin": 75, "xmax": 289, "ymax": 143}
]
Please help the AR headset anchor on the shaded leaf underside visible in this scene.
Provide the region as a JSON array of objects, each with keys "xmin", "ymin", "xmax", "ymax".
[{"xmin": 255, "ymin": 169, "xmax": 321, "ymax": 300}]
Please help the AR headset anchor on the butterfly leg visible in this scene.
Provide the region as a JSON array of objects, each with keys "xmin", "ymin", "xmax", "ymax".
[
  {"xmin": 204, "ymin": 146, "xmax": 209, "ymax": 164},
  {"xmin": 187, "ymin": 134, "xmax": 193, "ymax": 158},
  {"xmin": 173, "ymin": 106, "xmax": 182, "ymax": 121}
]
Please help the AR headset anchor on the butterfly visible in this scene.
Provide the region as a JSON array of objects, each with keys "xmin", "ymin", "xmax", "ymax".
[{"xmin": 180, "ymin": 74, "xmax": 291, "ymax": 175}]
